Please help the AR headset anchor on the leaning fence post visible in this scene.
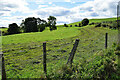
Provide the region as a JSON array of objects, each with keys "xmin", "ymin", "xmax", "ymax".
[
  {"xmin": 2, "ymin": 54, "xmax": 6, "ymax": 80},
  {"xmin": 43, "ymin": 42, "xmax": 47, "ymax": 74},
  {"xmin": 105, "ymin": 33, "xmax": 108, "ymax": 49},
  {"xmin": 67, "ymin": 39, "xmax": 79, "ymax": 66}
]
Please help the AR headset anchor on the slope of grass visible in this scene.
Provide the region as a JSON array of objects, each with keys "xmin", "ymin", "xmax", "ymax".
[
  {"xmin": 89, "ymin": 17, "xmax": 117, "ymax": 23},
  {"xmin": 1, "ymin": 17, "xmax": 119, "ymax": 78},
  {"xmin": 2, "ymin": 27, "xmax": 80, "ymax": 44},
  {"xmin": 0, "ymin": 28, "xmax": 8, "ymax": 31},
  {"xmin": 68, "ymin": 17, "xmax": 117, "ymax": 26}
]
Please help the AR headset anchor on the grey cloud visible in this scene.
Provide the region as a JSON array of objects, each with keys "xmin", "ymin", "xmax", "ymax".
[
  {"xmin": 17, "ymin": 17, "xmax": 23, "ymax": 19},
  {"xmin": 0, "ymin": 3, "xmax": 18, "ymax": 12},
  {"xmin": 79, "ymin": 7, "xmax": 93, "ymax": 12},
  {"xmin": 0, "ymin": 13, "xmax": 4, "ymax": 16},
  {"xmin": 5, "ymin": 4, "xmax": 18, "ymax": 8},
  {"xmin": 53, "ymin": 10, "xmax": 71, "ymax": 16},
  {"xmin": 37, "ymin": 9, "xmax": 72, "ymax": 17},
  {"xmin": 90, "ymin": 12, "xmax": 99, "ymax": 17},
  {"xmin": 0, "ymin": 8, "xmax": 11, "ymax": 11},
  {"xmin": 0, "ymin": 3, "xmax": 18, "ymax": 8}
]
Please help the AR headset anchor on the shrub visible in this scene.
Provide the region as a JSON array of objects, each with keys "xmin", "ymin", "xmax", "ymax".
[
  {"xmin": 70, "ymin": 25, "xmax": 72, "ymax": 27},
  {"xmin": 64, "ymin": 24, "xmax": 68, "ymax": 27},
  {"xmin": 79, "ymin": 23, "xmax": 81, "ymax": 27},
  {"xmin": 95, "ymin": 23, "xmax": 101, "ymax": 27},
  {"xmin": 108, "ymin": 25, "xmax": 112, "ymax": 29},
  {"xmin": 111, "ymin": 22, "xmax": 117, "ymax": 29},
  {"xmin": 75, "ymin": 25, "xmax": 78, "ymax": 27},
  {"xmin": 102, "ymin": 24, "xmax": 107, "ymax": 27},
  {"xmin": 89, "ymin": 22, "xmax": 95, "ymax": 25},
  {"xmin": 2, "ymin": 31, "xmax": 9, "ymax": 36},
  {"xmin": 8, "ymin": 23, "xmax": 20, "ymax": 34},
  {"xmin": 81, "ymin": 18, "xmax": 89, "ymax": 26}
]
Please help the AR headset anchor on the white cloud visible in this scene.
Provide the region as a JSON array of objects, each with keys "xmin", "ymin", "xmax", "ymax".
[
  {"xmin": 1, "ymin": 0, "xmax": 120, "ymax": 27},
  {"xmin": 38, "ymin": 5, "xmax": 48, "ymax": 8},
  {"xmin": 64, "ymin": 0, "xmax": 71, "ymax": 2},
  {"xmin": 36, "ymin": 6, "xmax": 72, "ymax": 17},
  {"xmin": 0, "ymin": 0, "xmax": 29, "ymax": 16},
  {"xmin": 48, "ymin": 2, "xmax": 52, "ymax": 4},
  {"xmin": 70, "ymin": 0, "xmax": 119, "ymax": 19}
]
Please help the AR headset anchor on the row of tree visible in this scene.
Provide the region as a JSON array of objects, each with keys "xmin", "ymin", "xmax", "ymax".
[
  {"xmin": 6, "ymin": 17, "xmax": 89, "ymax": 35},
  {"xmin": 7, "ymin": 16, "xmax": 57, "ymax": 34},
  {"xmin": 64, "ymin": 18, "xmax": 89, "ymax": 27}
]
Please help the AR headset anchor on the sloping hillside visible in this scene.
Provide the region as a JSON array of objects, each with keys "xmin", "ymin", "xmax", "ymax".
[{"xmin": 1, "ymin": 18, "xmax": 119, "ymax": 79}]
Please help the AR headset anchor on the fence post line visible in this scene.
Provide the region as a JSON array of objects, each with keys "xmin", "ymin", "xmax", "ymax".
[
  {"xmin": 43, "ymin": 42, "xmax": 47, "ymax": 75},
  {"xmin": 2, "ymin": 54, "xmax": 6, "ymax": 80},
  {"xmin": 67, "ymin": 39, "xmax": 79, "ymax": 66},
  {"xmin": 105, "ymin": 33, "xmax": 108, "ymax": 49}
]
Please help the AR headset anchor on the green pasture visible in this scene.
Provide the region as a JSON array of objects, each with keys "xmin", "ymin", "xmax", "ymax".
[
  {"xmin": 2, "ymin": 27, "xmax": 80, "ymax": 44},
  {"xmin": 1, "ymin": 18, "xmax": 119, "ymax": 78}
]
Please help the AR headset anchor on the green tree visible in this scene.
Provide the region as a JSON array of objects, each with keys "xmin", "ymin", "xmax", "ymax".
[
  {"xmin": 47, "ymin": 16, "xmax": 57, "ymax": 31},
  {"xmin": 24, "ymin": 17, "xmax": 38, "ymax": 32},
  {"xmin": 37, "ymin": 18, "xmax": 47, "ymax": 32},
  {"xmin": 8, "ymin": 23, "xmax": 20, "ymax": 34},
  {"xmin": 81, "ymin": 18, "xmax": 89, "ymax": 26},
  {"xmin": 20, "ymin": 20, "xmax": 25, "ymax": 29}
]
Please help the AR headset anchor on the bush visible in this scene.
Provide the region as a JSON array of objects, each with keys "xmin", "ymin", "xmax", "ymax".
[
  {"xmin": 95, "ymin": 23, "xmax": 101, "ymax": 27},
  {"xmin": 79, "ymin": 23, "xmax": 81, "ymax": 27},
  {"xmin": 8, "ymin": 23, "xmax": 20, "ymax": 34},
  {"xmin": 2, "ymin": 31, "xmax": 9, "ymax": 36},
  {"xmin": 70, "ymin": 25, "xmax": 72, "ymax": 27},
  {"xmin": 111, "ymin": 22, "xmax": 117, "ymax": 29},
  {"xmin": 89, "ymin": 22, "xmax": 95, "ymax": 25},
  {"xmin": 102, "ymin": 24, "xmax": 107, "ymax": 27},
  {"xmin": 64, "ymin": 24, "xmax": 68, "ymax": 27},
  {"xmin": 81, "ymin": 18, "xmax": 89, "ymax": 26},
  {"xmin": 75, "ymin": 25, "xmax": 78, "ymax": 27}
]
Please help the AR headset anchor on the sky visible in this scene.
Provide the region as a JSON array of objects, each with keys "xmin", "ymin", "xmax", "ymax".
[{"xmin": 0, "ymin": 0, "xmax": 120, "ymax": 27}]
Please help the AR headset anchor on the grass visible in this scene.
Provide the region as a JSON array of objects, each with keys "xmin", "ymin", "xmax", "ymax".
[
  {"xmin": 68, "ymin": 17, "xmax": 117, "ymax": 26},
  {"xmin": 0, "ymin": 28, "xmax": 8, "ymax": 31},
  {"xmin": 89, "ymin": 17, "xmax": 117, "ymax": 23},
  {"xmin": 1, "ymin": 17, "xmax": 118, "ymax": 78},
  {"xmin": 2, "ymin": 27, "xmax": 80, "ymax": 44}
]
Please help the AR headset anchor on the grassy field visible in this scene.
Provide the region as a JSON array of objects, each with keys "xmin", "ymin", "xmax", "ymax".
[
  {"xmin": 0, "ymin": 28, "xmax": 8, "ymax": 32},
  {"xmin": 68, "ymin": 17, "xmax": 117, "ymax": 26},
  {"xmin": 2, "ymin": 27, "xmax": 80, "ymax": 45},
  {"xmin": 1, "ymin": 18, "xmax": 119, "ymax": 78}
]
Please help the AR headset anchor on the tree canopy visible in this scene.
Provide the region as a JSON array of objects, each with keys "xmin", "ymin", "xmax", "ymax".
[
  {"xmin": 81, "ymin": 18, "xmax": 89, "ymax": 26},
  {"xmin": 8, "ymin": 23, "xmax": 20, "ymax": 34},
  {"xmin": 24, "ymin": 17, "xmax": 38, "ymax": 32},
  {"xmin": 37, "ymin": 18, "xmax": 47, "ymax": 32},
  {"xmin": 47, "ymin": 16, "xmax": 57, "ymax": 30}
]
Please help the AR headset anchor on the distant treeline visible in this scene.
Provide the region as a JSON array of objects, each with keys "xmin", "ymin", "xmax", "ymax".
[
  {"xmin": 2, "ymin": 16, "xmax": 57, "ymax": 35},
  {"xmin": 0, "ymin": 27, "xmax": 7, "ymax": 28},
  {"xmin": 2, "ymin": 17, "xmax": 90, "ymax": 36}
]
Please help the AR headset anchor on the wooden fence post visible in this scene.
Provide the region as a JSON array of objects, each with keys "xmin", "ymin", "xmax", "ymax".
[
  {"xmin": 105, "ymin": 33, "xmax": 108, "ymax": 49},
  {"xmin": 2, "ymin": 54, "xmax": 6, "ymax": 80},
  {"xmin": 43, "ymin": 42, "xmax": 47, "ymax": 74},
  {"xmin": 67, "ymin": 39, "xmax": 79, "ymax": 66}
]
